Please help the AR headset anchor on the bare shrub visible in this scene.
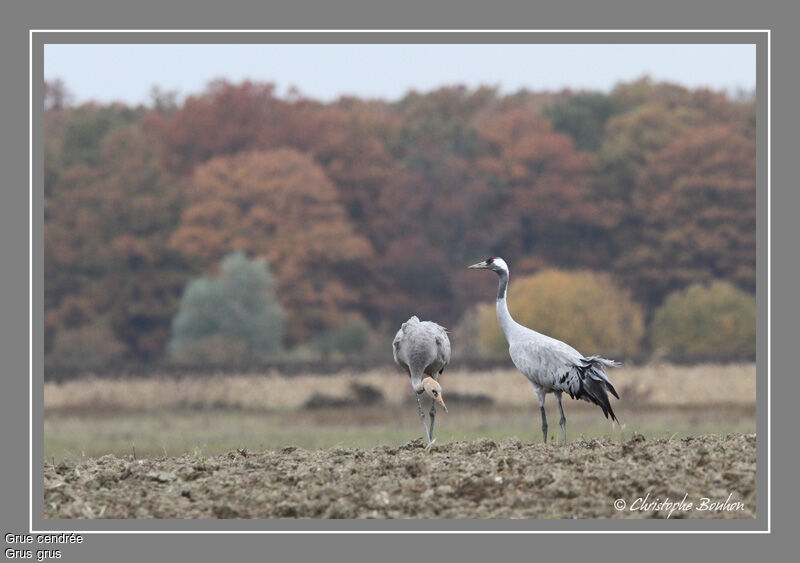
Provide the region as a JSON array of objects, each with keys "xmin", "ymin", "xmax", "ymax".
[{"xmin": 50, "ymin": 321, "xmax": 126, "ymax": 368}]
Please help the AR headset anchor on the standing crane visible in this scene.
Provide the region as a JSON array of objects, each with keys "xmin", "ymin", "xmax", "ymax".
[
  {"xmin": 468, "ymin": 257, "xmax": 620, "ymax": 445},
  {"xmin": 392, "ymin": 316, "xmax": 450, "ymax": 449}
]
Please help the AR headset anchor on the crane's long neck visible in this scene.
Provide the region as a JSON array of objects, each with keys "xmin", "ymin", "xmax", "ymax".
[
  {"xmin": 495, "ymin": 270, "xmax": 516, "ymax": 338},
  {"xmin": 409, "ymin": 368, "xmax": 424, "ymax": 394}
]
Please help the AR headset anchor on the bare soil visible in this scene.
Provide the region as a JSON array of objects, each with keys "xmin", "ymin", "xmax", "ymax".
[{"xmin": 44, "ymin": 433, "xmax": 756, "ymax": 519}]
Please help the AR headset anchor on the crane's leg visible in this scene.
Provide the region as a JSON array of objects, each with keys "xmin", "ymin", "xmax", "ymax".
[
  {"xmin": 428, "ymin": 400, "xmax": 437, "ymax": 443},
  {"xmin": 416, "ymin": 394, "xmax": 432, "ymax": 446},
  {"xmin": 539, "ymin": 406, "xmax": 548, "ymax": 444},
  {"xmin": 533, "ymin": 385, "xmax": 548, "ymax": 444},
  {"xmin": 555, "ymin": 392, "xmax": 567, "ymax": 446}
]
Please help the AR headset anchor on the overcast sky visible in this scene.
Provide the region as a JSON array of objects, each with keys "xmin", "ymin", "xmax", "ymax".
[{"xmin": 44, "ymin": 43, "xmax": 756, "ymax": 105}]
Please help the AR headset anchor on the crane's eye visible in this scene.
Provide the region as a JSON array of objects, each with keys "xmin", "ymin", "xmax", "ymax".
[{"xmin": 432, "ymin": 390, "xmax": 438, "ymax": 396}]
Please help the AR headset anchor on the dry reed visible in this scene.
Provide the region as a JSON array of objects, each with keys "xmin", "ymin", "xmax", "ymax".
[{"xmin": 44, "ymin": 363, "xmax": 756, "ymax": 413}]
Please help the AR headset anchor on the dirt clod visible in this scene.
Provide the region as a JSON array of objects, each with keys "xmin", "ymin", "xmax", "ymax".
[{"xmin": 44, "ymin": 434, "xmax": 756, "ymax": 519}]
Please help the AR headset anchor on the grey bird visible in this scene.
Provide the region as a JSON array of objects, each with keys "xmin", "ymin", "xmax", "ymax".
[
  {"xmin": 468, "ymin": 257, "xmax": 620, "ymax": 445},
  {"xmin": 392, "ymin": 316, "xmax": 450, "ymax": 448}
]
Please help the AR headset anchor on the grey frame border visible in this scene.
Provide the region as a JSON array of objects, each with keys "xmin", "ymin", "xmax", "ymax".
[{"xmin": 31, "ymin": 30, "xmax": 769, "ymax": 533}]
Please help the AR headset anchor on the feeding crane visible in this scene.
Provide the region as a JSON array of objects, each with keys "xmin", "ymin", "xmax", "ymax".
[
  {"xmin": 468, "ymin": 257, "xmax": 620, "ymax": 445},
  {"xmin": 392, "ymin": 316, "xmax": 450, "ymax": 449}
]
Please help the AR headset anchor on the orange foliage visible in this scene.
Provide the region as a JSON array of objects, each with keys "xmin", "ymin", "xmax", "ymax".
[
  {"xmin": 147, "ymin": 81, "xmax": 293, "ymax": 174},
  {"xmin": 44, "ymin": 126, "xmax": 190, "ymax": 359},
  {"xmin": 43, "ymin": 79, "xmax": 757, "ymax": 364},
  {"xmin": 170, "ymin": 148, "xmax": 374, "ymax": 342},
  {"xmin": 617, "ymin": 124, "xmax": 756, "ymax": 305},
  {"xmin": 476, "ymin": 110, "xmax": 609, "ymax": 266}
]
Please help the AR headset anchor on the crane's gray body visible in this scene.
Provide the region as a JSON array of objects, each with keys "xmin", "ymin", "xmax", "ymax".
[
  {"xmin": 392, "ymin": 316, "xmax": 451, "ymax": 393},
  {"xmin": 469, "ymin": 257, "xmax": 619, "ymax": 443},
  {"xmin": 498, "ymin": 299, "xmax": 619, "ymax": 421}
]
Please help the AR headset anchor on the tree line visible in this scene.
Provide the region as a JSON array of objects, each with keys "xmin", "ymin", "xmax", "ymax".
[{"xmin": 43, "ymin": 77, "xmax": 756, "ymax": 367}]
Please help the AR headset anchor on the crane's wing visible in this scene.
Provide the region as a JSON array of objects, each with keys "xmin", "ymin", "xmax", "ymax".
[
  {"xmin": 392, "ymin": 316, "xmax": 421, "ymax": 369},
  {"xmin": 392, "ymin": 327, "xmax": 403, "ymax": 367},
  {"xmin": 419, "ymin": 321, "xmax": 450, "ymax": 373},
  {"xmin": 424, "ymin": 321, "xmax": 451, "ymax": 372},
  {"xmin": 510, "ymin": 335, "xmax": 620, "ymax": 421}
]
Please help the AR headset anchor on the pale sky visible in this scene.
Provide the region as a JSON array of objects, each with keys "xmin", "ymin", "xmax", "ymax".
[{"xmin": 44, "ymin": 43, "xmax": 756, "ymax": 105}]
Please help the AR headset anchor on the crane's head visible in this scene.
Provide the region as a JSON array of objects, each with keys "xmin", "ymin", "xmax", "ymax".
[
  {"xmin": 467, "ymin": 256, "xmax": 508, "ymax": 275},
  {"xmin": 421, "ymin": 377, "xmax": 447, "ymax": 412}
]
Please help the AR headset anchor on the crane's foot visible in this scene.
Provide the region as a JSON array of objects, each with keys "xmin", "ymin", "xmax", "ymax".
[
  {"xmin": 428, "ymin": 403, "xmax": 437, "ymax": 444},
  {"xmin": 557, "ymin": 395, "xmax": 568, "ymax": 447},
  {"xmin": 425, "ymin": 438, "xmax": 437, "ymax": 452}
]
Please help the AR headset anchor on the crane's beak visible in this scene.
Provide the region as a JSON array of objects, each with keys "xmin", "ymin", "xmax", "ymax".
[
  {"xmin": 467, "ymin": 261, "xmax": 487, "ymax": 269},
  {"xmin": 435, "ymin": 394, "xmax": 448, "ymax": 413}
]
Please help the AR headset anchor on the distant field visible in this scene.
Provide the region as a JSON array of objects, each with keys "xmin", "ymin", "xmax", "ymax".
[
  {"xmin": 43, "ymin": 363, "xmax": 756, "ymax": 461},
  {"xmin": 45, "ymin": 403, "xmax": 755, "ymax": 461}
]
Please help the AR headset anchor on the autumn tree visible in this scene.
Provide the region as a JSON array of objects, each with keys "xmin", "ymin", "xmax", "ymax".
[
  {"xmin": 353, "ymin": 88, "xmax": 502, "ymax": 325},
  {"xmin": 593, "ymin": 101, "xmax": 702, "ymax": 205},
  {"xmin": 45, "ymin": 125, "xmax": 190, "ymax": 360},
  {"xmin": 610, "ymin": 77, "xmax": 753, "ymax": 130},
  {"xmin": 594, "ymin": 78, "xmax": 755, "ymax": 205},
  {"xmin": 147, "ymin": 80, "xmax": 293, "ymax": 175},
  {"xmin": 169, "ymin": 148, "xmax": 374, "ymax": 342},
  {"xmin": 301, "ymin": 100, "xmax": 400, "ymax": 229},
  {"xmin": 43, "ymin": 78, "xmax": 758, "ymax": 365},
  {"xmin": 615, "ymin": 124, "xmax": 756, "ymax": 307},
  {"xmin": 475, "ymin": 110, "xmax": 611, "ymax": 268},
  {"xmin": 373, "ymin": 86, "xmax": 493, "ymax": 260},
  {"xmin": 650, "ymin": 281, "xmax": 756, "ymax": 357},
  {"xmin": 371, "ymin": 235, "xmax": 456, "ymax": 326}
]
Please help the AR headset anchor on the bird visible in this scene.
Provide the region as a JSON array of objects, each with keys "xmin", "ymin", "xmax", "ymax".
[
  {"xmin": 468, "ymin": 257, "xmax": 620, "ymax": 445},
  {"xmin": 392, "ymin": 316, "xmax": 450, "ymax": 448}
]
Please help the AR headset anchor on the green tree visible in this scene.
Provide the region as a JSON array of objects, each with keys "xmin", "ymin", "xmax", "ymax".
[
  {"xmin": 59, "ymin": 104, "xmax": 141, "ymax": 169},
  {"xmin": 543, "ymin": 91, "xmax": 622, "ymax": 151},
  {"xmin": 312, "ymin": 315, "xmax": 372, "ymax": 358},
  {"xmin": 650, "ymin": 281, "xmax": 756, "ymax": 357},
  {"xmin": 169, "ymin": 252, "xmax": 286, "ymax": 362}
]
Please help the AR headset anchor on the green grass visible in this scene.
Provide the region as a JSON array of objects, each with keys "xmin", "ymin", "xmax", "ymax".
[{"xmin": 44, "ymin": 403, "xmax": 755, "ymax": 462}]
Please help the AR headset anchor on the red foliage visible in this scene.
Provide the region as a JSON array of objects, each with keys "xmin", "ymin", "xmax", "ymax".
[
  {"xmin": 170, "ymin": 148, "xmax": 374, "ymax": 342},
  {"xmin": 43, "ymin": 79, "xmax": 757, "ymax": 363},
  {"xmin": 616, "ymin": 124, "xmax": 756, "ymax": 305}
]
